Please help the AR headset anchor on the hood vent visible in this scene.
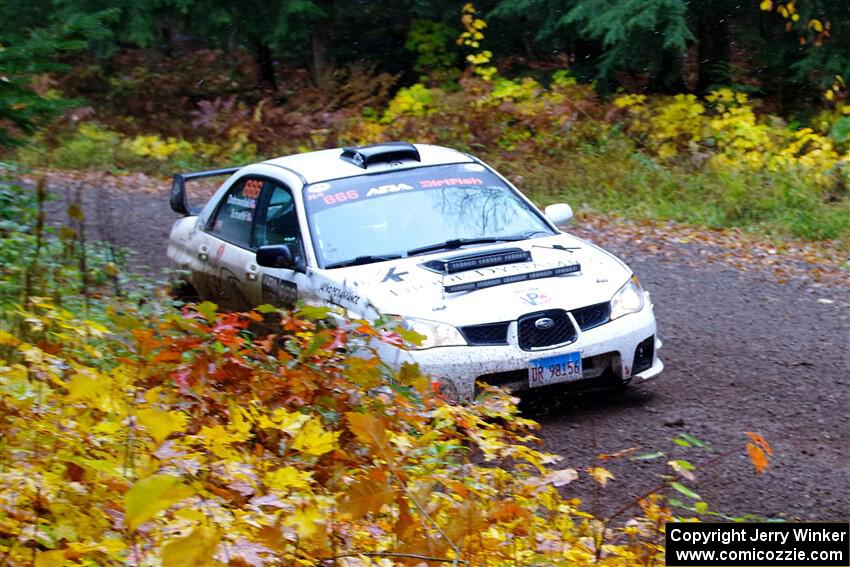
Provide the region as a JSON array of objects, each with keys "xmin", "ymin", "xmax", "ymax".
[
  {"xmin": 421, "ymin": 248, "xmax": 531, "ymax": 274},
  {"xmin": 444, "ymin": 262, "xmax": 580, "ymax": 294}
]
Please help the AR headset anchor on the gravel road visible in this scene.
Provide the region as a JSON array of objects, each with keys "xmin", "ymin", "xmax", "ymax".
[{"xmin": 40, "ymin": 174, "xmax": 850, "ymax": 523}]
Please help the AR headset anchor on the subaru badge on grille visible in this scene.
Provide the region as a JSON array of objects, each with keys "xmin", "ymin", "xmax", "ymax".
[{"xmin": 534, "ymin": 317, "xmax": 555, "ymax": 330}]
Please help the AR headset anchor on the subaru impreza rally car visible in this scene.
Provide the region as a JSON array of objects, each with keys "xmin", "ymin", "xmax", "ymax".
[{"xmin": 167, "ymin": 142, "xmax": 662, "ymax": 400}]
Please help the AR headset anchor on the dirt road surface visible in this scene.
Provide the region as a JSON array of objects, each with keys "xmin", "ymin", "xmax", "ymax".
[{"xmin": 38, "ymin": 172, "xmax": 850, "ymax": 523}]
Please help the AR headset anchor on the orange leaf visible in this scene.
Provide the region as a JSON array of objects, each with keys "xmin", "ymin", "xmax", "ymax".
[
  {"xmin": 747, "ymin": 443, "xmax": 769, "ymax": 474},
  {"xmin": 346, "ymin": 412, "xmax": 389, "ymax": 453},
  {"xmin": 489, "ymin": 500, "xmax": 531, "ymax": 522},
  {"xmin": 444, "ymin": 500, "xmax": 485, "ymax": 542},
  {"xmin": 598, "ymin": 447, "xmax": 639, "ymax": 461},
  {"xmin": 340, "ymin": 479, "xmax": 397, "ymax": 520},
  {"xmin": 152, "ymin": 350, "xmax": 183, "ymax": 363},
  {"xmin": 394, "ymin": 494, "xmax": 416, "ymax": 540},
  {"xmin": 746, "ymin": 431, "xmax": 773, "ymax": 455}
]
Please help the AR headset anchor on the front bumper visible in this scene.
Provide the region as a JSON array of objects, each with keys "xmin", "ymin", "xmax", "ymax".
[{"xmin": 381, "ymin": 292, "xmax": 662, "ymax": 401}]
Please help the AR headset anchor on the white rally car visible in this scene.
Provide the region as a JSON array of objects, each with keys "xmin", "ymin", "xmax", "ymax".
[{"xmin": 167, "ymin": 142, "xmax": 662, "ymax": 400}]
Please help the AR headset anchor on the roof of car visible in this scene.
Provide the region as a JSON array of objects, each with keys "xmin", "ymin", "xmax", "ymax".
[{"xmin": 262, "ymin": 143, "xmax": 474, "ymax": 185}]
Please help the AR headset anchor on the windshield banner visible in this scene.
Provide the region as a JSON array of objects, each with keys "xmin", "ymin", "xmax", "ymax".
[{"xmin": 303, "ymin": 163, "xmax": 499, "ymax": 213}]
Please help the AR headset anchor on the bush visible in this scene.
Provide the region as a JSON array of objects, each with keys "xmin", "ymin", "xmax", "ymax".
[{"xmin": 0, "ymin": 299, "xmax": 668, "ymax": 565}]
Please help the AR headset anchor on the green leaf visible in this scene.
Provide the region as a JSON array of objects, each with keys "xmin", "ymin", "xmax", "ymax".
[
  {"xmin": 632, "ymin": 451, "xmax": 665, "ymax": 460},
  {"xmin": 125, "ymin": 474, "xmax": 192, "ymax": 531},
  {"xmin": 694, "ymin": 501, "xmax": 709, "ymax": 514},
  {"xmin": 297, "ymin": 305, "xmax": 331, "ymax": 320},
  {"xmin": 830, "ymin": 116, "xmax": 850, "ymax": 144},
  {"xmin": 678, "ymin": 433, "xmax": 708, "ymax": 448},
  {"xmin": 670, "ymin": 481, "xmax": 701, "ymax": 501},
  {"xmin": 256, "ymin": 303, "xmax": 278, "ymax": 313},
  {"xmin": 69, "ymin": 457, "xmax": 122, "ymax": 477},
  {"xmin": 196, "ymin": 301, "xmax": 218, "ymax": 321},
  {"xmin": 672, "ymin": 437, "xmax": 691, "ymax": 447}
]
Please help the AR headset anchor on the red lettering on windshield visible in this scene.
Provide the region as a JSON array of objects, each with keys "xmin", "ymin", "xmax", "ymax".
[{"xmin": 418, "ymin": 177, "xmax": 483, "ymax": 188}]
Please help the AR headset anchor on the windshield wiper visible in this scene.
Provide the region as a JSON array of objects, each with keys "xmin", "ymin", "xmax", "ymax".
[
  {"xmin": 325, "ymin": 254, "xmax": 402, "ymax": 269},
  {"xmin": 407, "ymin": 236, "xmax": 524, "ymax": 257}
]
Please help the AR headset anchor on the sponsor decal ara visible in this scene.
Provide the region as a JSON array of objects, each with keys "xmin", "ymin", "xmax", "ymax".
[{"xmin": 366, "ymin": 183, "xmax": 414, "ymax": 197}]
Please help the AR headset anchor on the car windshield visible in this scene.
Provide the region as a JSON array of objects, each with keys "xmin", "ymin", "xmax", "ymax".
[{"xmin": 303, "ymin": 163, "xmax": 555, "ymax": 268}]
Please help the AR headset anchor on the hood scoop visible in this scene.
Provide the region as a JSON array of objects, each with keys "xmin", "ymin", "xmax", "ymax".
[{"xmin": 421, "ymin": 248, "xmax": 532, "ymax": 274}]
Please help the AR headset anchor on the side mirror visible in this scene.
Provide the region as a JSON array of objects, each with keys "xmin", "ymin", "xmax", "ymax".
[
  {"xmin": 256, "ymin": 245, "xmax": 306, "ymax": 272},
  {"xmin": 170, "ymin": 175, "xmax": 192, "ymax": 216},
  {"xmin": 544, "ymin": 203, "xmax": 574, "ymax": 229}
]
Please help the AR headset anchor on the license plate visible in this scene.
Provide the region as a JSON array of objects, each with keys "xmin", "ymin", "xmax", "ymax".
[{"xmin": 529, "ymin": 352, "xmax": 583, "ymax": 388}]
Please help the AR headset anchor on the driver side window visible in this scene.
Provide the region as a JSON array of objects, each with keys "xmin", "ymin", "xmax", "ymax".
[{"xmin": 253, "ymin": 183, "xmax": 300, "ymax": 248}]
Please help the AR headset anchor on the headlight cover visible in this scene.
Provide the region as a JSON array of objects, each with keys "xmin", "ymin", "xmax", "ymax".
[
  {"xmin": 610, "ymin": 275, "xmax": 645, "ymax": 321},
  {"xmin": 399, "ymin": 317, "xmax": 467, "ymax": 349}
]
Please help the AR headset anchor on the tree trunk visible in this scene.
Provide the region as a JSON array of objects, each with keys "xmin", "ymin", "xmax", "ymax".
[
  {"xmin": 649, "ymin": 49, "xmax": 686, "ymax": 94},
  {"xmin": 695, "ymin": 12, "xmax": 730, "ymax": 94},
  {"xmin": 311, "ymin": 32, "xmax": 329, "ymax": 85},
  {"xmin": 255, "ymin": 42, "xmax": 277, "ymax": 92},
  {"xmin": 310, "ymin": 0, "xmax": 334, "ymax": 86}
]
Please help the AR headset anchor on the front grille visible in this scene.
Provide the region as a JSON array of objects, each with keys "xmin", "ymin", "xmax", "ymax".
[
  {"xmin": 517, "ymin": 309, "xmax": 576, "ymax": 351},
  {"xmin": 571, "ymin": 302, "xmax": 611, "ymax": 331},
  {"xmin": 458, "ymin": 301, "xmax": 610, "ymax": 348},
  {"xmin": 632, "ymin": 335, "xmax": 655, "ymax": 375},
  {"xmin": 459, "ymin": 322, "xmax": 510, "ymax": 345}
]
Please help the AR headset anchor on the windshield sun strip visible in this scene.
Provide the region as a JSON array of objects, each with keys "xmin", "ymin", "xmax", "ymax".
[
  {"xmin": 303, "ymin": 163, "xmax": 554, "ymax": 269},
  {"xmin": 303, "ymin": 162, "xmax": 479, "ymax": 269}
]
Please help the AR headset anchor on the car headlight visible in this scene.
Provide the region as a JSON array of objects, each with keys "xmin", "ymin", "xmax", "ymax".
[
  {"xmin": 610, "ymin": 275, "xmax": 645, "ymax": 321},
  {"xmin": 399, "ymin": 317, "xmax": 467, "ymax": 349}
]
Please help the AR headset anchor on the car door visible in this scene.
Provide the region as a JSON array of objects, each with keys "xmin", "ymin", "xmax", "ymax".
[
  {"xmin": 196, "ymin": 176, "xmax": 264, "ymax": 310},
  {"xmin": 249, "ymin": 180, "xmax": 310, "ymax": 308}
]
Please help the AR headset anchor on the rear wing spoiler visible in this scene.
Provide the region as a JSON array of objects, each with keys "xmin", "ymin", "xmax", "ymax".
[{"xmin": 170, "ymin": 166, "xmax": 242, "ymax": 216}]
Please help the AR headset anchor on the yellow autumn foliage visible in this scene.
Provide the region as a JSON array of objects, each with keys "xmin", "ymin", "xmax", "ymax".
[
  {"xmin": 614, "ymin": 88, "xmax": 850, "ymax": 185},
  {"xmin": 1, "ymin": 299, "xmax": 688, "ymax": 566}
]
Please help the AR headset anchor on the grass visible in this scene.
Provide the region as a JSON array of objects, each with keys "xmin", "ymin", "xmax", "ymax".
[{"xmin": 495, "ymin": 139, "xmax": 850, "ymax": 245}]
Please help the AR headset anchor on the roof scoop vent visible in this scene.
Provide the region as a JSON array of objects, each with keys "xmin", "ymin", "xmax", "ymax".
[{"xmin": 340, "ymin": 142, "xmax": 421, "ymax": 169}]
